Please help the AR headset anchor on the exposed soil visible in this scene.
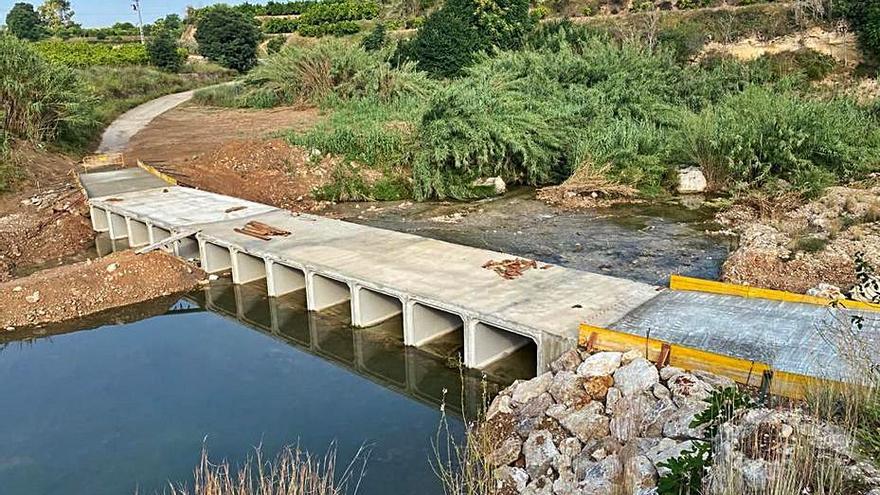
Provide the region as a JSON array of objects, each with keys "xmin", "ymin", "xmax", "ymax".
[
  {"xmin": 701, "ymin": 27, "xmax": 862, "ymax": 68},
  {"xmin": 0, "ymin": 145, "xmax": 95, "ymax": 282},
  {"xmin": 123, "ymin": 103, "xmax": 322, "ymax": 167},
  {"xmin": 160, "ymin": 138, "xmax": 336, "ymax": 212},
  {"xmin": 0, "ymin": 250, "xmax": 205, "ymax": 329},
  {"xmin": 718, "ymin": 185, "xmax": 880, "ymax": 294}
]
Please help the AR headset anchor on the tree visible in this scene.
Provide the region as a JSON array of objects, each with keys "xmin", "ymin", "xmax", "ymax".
[
  {"xmin": 38, "ymin": 0, "xmax": 74, "ymax": 31},
  {"xmin": 5, "ymin": 3, "xmax": 47, "ymax": 41},
  {"xmin": 405, "ymin": 0, "xmax": 533, "ymax": 77},
  {"xmin": 836, "ymin": 0, "xmax": 880, "ymax": 60},
  {"xmin": 194, "ymin": 5, "xmax": 260, "ymax": 72},
  {"xmin": 147, "ymin": 28, "xmax": 183, "ymax": 72}
]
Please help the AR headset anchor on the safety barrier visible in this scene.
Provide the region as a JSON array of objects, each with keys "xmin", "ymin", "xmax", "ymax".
[
  {"xmin": 670, "ymin": 274, "xmax": 880, "ymax": 312},
  {"xmin": 579, "ymin": 324, "xmax": 821, "ymax": 400}
]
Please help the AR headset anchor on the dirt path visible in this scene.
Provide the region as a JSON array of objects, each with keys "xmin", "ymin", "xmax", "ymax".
[
  {"xmin": 124, "ymin": 104, "xmax": 321, "ymax": 166},
  {"xmin": 98, "ymin": 90, "xmax": 196, "ymax": 153},
  {"xmin": 0, "ymin": 250, "xmax": 205, "ymax": 329}
]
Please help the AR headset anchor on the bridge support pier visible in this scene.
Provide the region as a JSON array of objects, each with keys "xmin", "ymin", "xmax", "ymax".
[
  {"xmin": 352, "ymin": 286, "xmax": 402, "ymax": 327},
  {"xmin": 108, "ymin": 212, "xmax": 128, "ymax": 240},
  {"xmin": 90, "ymin": 206, "xmax": 109, "ymax": 232},
  {"xmin": 126, "ymin": 218, "xmax": 150, "ymax": 247}
]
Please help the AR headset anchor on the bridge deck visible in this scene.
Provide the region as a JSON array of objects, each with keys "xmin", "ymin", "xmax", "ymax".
[{"xmin": 84, "ymin": 174, "xmax": 879, "ymax": 379}]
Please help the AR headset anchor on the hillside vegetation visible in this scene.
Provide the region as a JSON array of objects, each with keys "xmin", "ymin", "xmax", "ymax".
[{"xmin": 194, "ymin": 0, "xmax": 880, "ymax": 201}]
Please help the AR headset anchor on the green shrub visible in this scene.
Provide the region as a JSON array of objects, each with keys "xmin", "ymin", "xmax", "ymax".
[
  {"xmin": 675, "ymin": 87, "xmax": 880, "ymax": 195},
  {"xmin": 197, "ymin": 40, "xmax": 433, "ymax": 108},
  {"xmin": 759, "ymin": 49, "xmax": 838, "ymax": 81},
  {"xmin": 405, "ymin": 0, "xmax": 534, "ymax": 77},
  {"xmin": 835, "ymin": 0, "xmax": 880, "ymax": 61},
  {"xmin": 0, "ymin": 35, "xmax": 97, "ymax": 144},
  {"xmin": 6, "ymin": 2, "xmax": 47, "ymax": 41},
  {"xmin": 262, "ymin": 17, "xmax": 298, "ymax": 34},
  {"xmin": 298, "ymin": 0, "xmax": 379, "ymax": 25},
  {"xmin": 265, "ymin": 36, "xmax": 286, "ymax": 54},
  {"xmin": 298, "ymin": 20, "xmax": 361, "ymax": 37},
  {"xmin": 195, "ymin": 5, "xmax": 261, "ymax": 72},
  {"xmin": 361, "ymin": 23, "xmax": 386, "ymax": 51},
  {"xmin": 32, "ymin": 40, "xmax": 149, "ymax": 67},
  {"xmin": 147, "ymin": 28, "xmax": 184, "ymax": 72}
]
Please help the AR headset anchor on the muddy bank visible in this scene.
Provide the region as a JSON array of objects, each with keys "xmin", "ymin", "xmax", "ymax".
[
  {"xmin": 718, "ymin": 186, "xmax": 880, "ymax": 294},
  {"xmin": 325, "ymin": 189, "xmax": 732, "ymax": 285},
  {"xmin": 0, "ymin": 250, "xmax": 204, "ymax": 329}
]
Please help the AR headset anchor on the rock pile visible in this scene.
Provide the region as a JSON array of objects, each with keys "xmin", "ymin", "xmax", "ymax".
[{"xmin": 484, "ymin": 349, "xmax": 879, "ymax": 495}]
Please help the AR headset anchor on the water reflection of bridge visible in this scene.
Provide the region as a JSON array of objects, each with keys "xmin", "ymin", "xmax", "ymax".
[{"xmin": 182, "ymin": 282, "xmax": 502, "ymax": 418}]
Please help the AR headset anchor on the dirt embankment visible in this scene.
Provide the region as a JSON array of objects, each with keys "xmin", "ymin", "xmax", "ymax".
[
  {"xmin": 0, "ymin": 146, "xmax": 95, "ymax": 282},
  {"xmin": 718, "ymin": 185, "xmax": 880, "ymax": 294},
  {"xmin": 0, "ymin": 250, "xmax": 205, "ymax": 329}
]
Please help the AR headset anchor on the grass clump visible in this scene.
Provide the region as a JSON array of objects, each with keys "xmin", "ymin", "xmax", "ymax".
[{"xmin": 169, "ymin": 443, "xmax": 369, "ymax": 495}]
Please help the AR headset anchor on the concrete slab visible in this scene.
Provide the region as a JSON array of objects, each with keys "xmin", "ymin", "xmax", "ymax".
[
  {"xmin": 610, "ymin": 291, "xmax": 880, "ymax": 379},
  {"xmin": 79, "ymin": 168, "xmax": 169, "ymax": 199}
]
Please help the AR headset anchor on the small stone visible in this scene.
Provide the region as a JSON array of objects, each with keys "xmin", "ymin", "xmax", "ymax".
[
  {"xmin": 621, "ymin": 348, "xmax": 643, "ymax": 365},
  {"xmin": 512, "ymin": 372, "xmax": 554, "ymax": 405},
  {"xmin": 25, "ymin": 291, "xmax": 40, "ymax": 303},
  {"xmin": 489, "ymin": 436, "xmax": 523, "ymax": 467},
  {"xmin": 659, "ymin": 366, "xmax": 684, "ymax": 381},
  {"xmin": 554, "ymin": 401, "xmax": 609, "ymax": 443},
  {"xmin": 5, "ymin": 326, "xmax": 14, "ymax": 332},
  {"xmin": 494, "ymin": 466, "xmax": 529, "ymax": 492},
  {"xmin": 604, "ymin": 387, "xmax": 621, "ymax": 415},
  {"xmin": 549, "ymin": 371, "xmax": 590, "ymax": 407},
  {"xmin": 692, "ymin": 369, "xmax": 737, "ymax": 390},
  {"xmin": 106, "ymin": 262, "xmax": 118, "ymax": 273},
  {"xmin": 208, "ymin": 274, "xmax": 219, "ymax": 281},
  {"xmin": 11, "ymin": 286, "xmax": 22, "ymax": 292},
  {"xmin": 550, "ymin": 349, "xmax": 583, "ymax": 373},
  {"xmin": 577, "ymin": 352, "xmax": 622, "ymax": 378},
  {"xmin": 666, "ymin": 372, "xmax": 714, "ymax": 406},
  {"xmin": 583, "ymin": 375, "xmax": 614, "ymax": 400},
  {"xmin": 663, "ymin": 401, "xmax": 710, "ymax": 439},
  {"xmin": 652, "ymin": 383, "xmax": 672, "ymax": 401},
  {"xmin": 523, "ymin": 430, "xmax": 560, "ymax": 479},
  {"xmin": 613, "ymin": 358, "xmax": 659, "ymax": 396},
  {"xmin": 487, "ymin": 394, "xmax": 513, "ymax": 420}
]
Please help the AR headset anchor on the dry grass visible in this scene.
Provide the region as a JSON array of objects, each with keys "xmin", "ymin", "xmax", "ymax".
[
  {"xmin": 167, "ymin": 443, "xmax": 369, "ymax": 495},
  {"xmin": 537, "ymin": 163, "xmax": 640, "ymax": 209}
]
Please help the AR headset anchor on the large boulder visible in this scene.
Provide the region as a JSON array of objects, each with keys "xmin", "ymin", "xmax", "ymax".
[
  {"xmin": 488, "ymin": 435, "xmax": 523, "ymax": 467},
  {"xmin": 512, "ymin": 372, "xmax": 554, "ymax": 404},
  {"xmin": 549, "ymin": 371, "xmax": 591, "ymax": 408},
  {"xmin": 523, "ymin": 430, "xmax": 560, "ymax": 479},
  {"xmin": 677, "ymin": 166, "xmax": 708, "ymax": 194},
  {"xmin": 550, "ymin": 401, "xmax": 610, "ymax": 443},
  {"xmin": 577, "ymin": 352, "xmax": 623, "ymax": 378}
]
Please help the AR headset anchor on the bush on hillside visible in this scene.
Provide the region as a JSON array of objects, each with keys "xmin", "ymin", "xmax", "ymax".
[
  {"xmin": 262, "ymin": 17, "xmax": 298, "ymax": 34},
  {"xmin": 675, "ymin": 87, "xmax": 880, "ymax": 195},
  {"xmin": 361, "ymin": 23, "xmax": 385, "ymax": 51},
  {"xmin": 405, "ymin": 0, "xmax": 533, "ymax": 77},
  {"xmin": 0, "ymin": 35, "xmax": 96, "ymax": 144},
  {"xmin": 297, "ymin": 0, "xmax": 379, "ymax": 25},
  {"xmin": 147, "ymin": 28, "xmax": 184, "ymax": 72},
  {"xmin": 5, "ymin": 2, "xmax": 47, "ymax": 41},
  {"xmin": 32, "ymin": 40, "xmax": 148, "ymax": 67},
  {"xmin": 297, "ymin": 20, "xmax": 361, "ymax": 37},
  {"xmin": 835, "ymin": 0, "xmax": 880, "ymax": 60},
  {"xmin": 195, "ymin": 5, "xmax": 261, "ymax": 72}
]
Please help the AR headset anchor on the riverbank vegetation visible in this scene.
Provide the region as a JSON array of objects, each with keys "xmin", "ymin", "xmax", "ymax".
[
  {"xmin": 169, "ymin": 444, "xmax": 369, "ymax": 495},
  {"xmin": 194, "ymin": 1, "xmax": 880, "ymax": 202}
]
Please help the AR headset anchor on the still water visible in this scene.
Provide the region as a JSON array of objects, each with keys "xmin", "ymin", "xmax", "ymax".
[{"xmin": 0, "ymin": 281, "xmax": 532, "ymax": 495}]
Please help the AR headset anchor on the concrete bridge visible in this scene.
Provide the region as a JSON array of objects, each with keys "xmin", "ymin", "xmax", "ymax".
[{"xmin": 81, "ymin": 168, "xmax": 880, "ymax": 380}]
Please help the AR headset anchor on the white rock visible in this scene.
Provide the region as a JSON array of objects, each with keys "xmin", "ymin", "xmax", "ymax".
[
  {"xmin": 662, "ymin": 401, "xmax": 709, "ymax": 439},
  {"xmin": 648, "ymin": 440, "xmax": 699, "ymax": 477},
  {"xmin": 659, "ymin": 366, "xmax": 684, "ymax": 381},
  {"xmin": 523, "ymin": 430, "xmax": 559, "ymax": 479},
  {"xmin": 677, "ymin": 166, "xmax": 707, "ymax": 194},
  {"xmin": 577, "ymin": 352, "xmax": 622, "ymax": 378},
  {"xmin": 11, "ymin": 286, "xmax": 22, "ymax": 292},
  {"xmin": 652, "ymin": 383, "xmax": 671, "ymax": 401},
  {"xmin": 666, "ymin": 372, "xmax": 714, "ymax": 406},
  {"xmin": 106, "ymin": 262, "xmax": 118, "ymax": 273},
  {"xmin": 512, "ymin": 372, "xmax": 553, "ymax": 404},
  {"xmin": 554, "ymin": 401, "xmax": 609, "ymax": 443},
  {"xmin": 25, "ymin": 291, "xmax": 40, "ymax": 303},
  {"xmin": 621, "ymin": 348, "xmax": 643, "ymax": 365},
  {"xmin": 489, "ymin": 435, "xmax": 523, "ymax": 467},
  {"xmin": 494, "ymin": 465, "xmax": 529, "ymax": 492},
  {"xmin": 692, "ymin": 369, "xmax": 737, "ymax": 390},
  {"xmin": 487, "ymin": 394, "xmax": 513, "ymax": 420},
  {"xmin": 472, "ymin": 176, "xmax": 507, "ymax": 195},
  {"xmin": 613, "ymin": 358, "xmax": 659, "ymax": 396},
  {"xmin": 522, "ymin": 476, "xmax": 553, "ymax": 495},
  {"xmin": 208, "ymin": 274, "xmax": 219, "ymax": 281}
]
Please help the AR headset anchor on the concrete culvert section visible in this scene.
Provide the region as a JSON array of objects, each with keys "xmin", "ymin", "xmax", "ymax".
[
  {"xmin": 201, "ymin": 242, "xmax": 232, "ymax": 273},
  {"xmin": 308, "ymin": 274, "xmax": 351, "ymax": 311},
  {"xmin": 127, "ymin": 219, "xmax": 150, "ymax": 247},
  {"xmin": 231, "ymin": 251, "xmax": 266, "ymax": 285},
  {"xmin": 108, "ymin": 213, "xmax": 128, "ymax": 240},
  {"xmin": 407, "ymin": 302, "xmax": 464, "ymax": 347},
  {"xmin": 469, "ymin": 322, "xmax": 536, "ymax": 371},
  {"xmin": 268, "ymin": 262, "xmax": 306, "ymax": 297},
  {"xmin": 90, "ymin": 207, "xmax": 109, "ymax": 232},
  {"xmin": 176, "ymin": 236, "xmax": 200, "ymax": 260},
  {"xmin": 354, "ymin": 287, "xmax": 402, "ymax": 327}
]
